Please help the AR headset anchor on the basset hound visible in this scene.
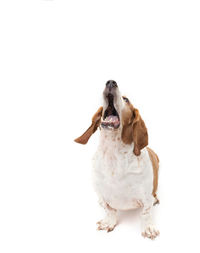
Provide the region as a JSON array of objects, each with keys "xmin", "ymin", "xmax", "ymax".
[{"xmin": 74, "ymin": 80, "xmax": 160, "ymax": 239}]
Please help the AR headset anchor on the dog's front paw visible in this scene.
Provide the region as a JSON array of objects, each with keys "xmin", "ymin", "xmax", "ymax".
[
  {"xmin": 142, "ymin": 225, "xmax": 160, "ymax": 240},
  {"xmin": 97, "ymin": 218, "xmax": 117, "ymax": 232}
]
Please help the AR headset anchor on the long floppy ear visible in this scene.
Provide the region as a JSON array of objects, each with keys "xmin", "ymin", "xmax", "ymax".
[
  {"xmin": 132, "ymin": 108, "xmax": 148, "ymax": 156},
  {"xmin": 74, "ymin": 107, "xmax": 103, "ymax": 144}
]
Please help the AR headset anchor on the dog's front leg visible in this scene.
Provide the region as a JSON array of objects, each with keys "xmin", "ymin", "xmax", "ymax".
[
  {"xmin": 141, "ymin": 200, "xmax": 160, "ymax": 239},
  {"xmin": 96, "ymin": 198, "xmax": 117, "ymax": 232}
]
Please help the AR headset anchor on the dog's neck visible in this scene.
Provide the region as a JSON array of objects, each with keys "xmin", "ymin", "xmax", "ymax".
[
  {"xmin": 99, "ymin": 128, "xmax": 121, "ymax": 143},
  {"xmin": 98, "ymin": 128, "xmax": 134, "ymax": 153}
]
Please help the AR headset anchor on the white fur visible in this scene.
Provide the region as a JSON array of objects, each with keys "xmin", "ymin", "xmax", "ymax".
[
  {"xmin": 92, "ymin": 88, "xmax": 159, "ymax": 239},
  {"xmin": 92, "ymin": 131, "xmax": 153, "ymax": 211}
]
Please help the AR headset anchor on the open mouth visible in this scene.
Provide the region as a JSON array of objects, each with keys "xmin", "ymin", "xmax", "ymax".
[{"xmin": 101, "ymin": 93, "xmax": 120, "ymax": 129}]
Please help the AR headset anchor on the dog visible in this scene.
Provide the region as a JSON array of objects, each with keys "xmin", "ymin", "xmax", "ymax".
[{"xmin": 74, "ymin": 80, "xmax": 160, "ymax": 239}]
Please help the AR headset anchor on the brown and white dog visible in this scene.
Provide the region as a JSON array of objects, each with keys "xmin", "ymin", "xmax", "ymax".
[{"xmin": 75, "ymin": 80, "xmax": 160, "ymax": 239}]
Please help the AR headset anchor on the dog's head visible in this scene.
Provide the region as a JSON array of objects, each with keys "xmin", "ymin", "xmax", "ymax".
[{"xmin": 74, "ymin": 80, "xmax": 148, "ymax": 155}]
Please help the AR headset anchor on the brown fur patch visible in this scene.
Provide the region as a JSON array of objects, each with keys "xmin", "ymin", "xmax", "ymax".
[
  {"xmin": 74, "ymin": 107, "xmax": 103, "ymax": 144},
  {"xmin": 132, "ymin": 109, "xmax": 148, "ymax": 155},
  {"xmin": 121, "ymin": 103, "xmax": 148, "ymax": 156},
  {"xmin": 147, "ymin": 147, "xmax": 159, "ymax": 203}
]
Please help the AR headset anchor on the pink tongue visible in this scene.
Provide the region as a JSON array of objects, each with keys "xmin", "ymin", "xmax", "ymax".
[{"xmin": 105, "ymin": 115, "xmax": 118, "ymax": 122}]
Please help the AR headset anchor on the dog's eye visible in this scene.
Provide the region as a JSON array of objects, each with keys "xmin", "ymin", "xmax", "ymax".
[{"xmin": 122, "ymin": 97, "xmax": 129, "ymax": 103}]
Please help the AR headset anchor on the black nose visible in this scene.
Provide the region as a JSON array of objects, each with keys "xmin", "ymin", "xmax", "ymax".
[{"xmin": 106, "ymin": 80, "xmax": 118, "ymax": 89}]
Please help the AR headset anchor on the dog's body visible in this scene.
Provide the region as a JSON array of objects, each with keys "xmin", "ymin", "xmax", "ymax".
[
  {"xmin": 75, "ymin": 81, "xmax": 160, "ymax": 239},
  {"xmin": 93, "ymin": 131, "xmax": 154, "ymax": 211}
]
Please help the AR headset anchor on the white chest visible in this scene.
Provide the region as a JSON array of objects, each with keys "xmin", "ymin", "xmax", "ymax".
[{"xmin": 92, "ymin": 131, "xmax": 153, "ymax": 210}]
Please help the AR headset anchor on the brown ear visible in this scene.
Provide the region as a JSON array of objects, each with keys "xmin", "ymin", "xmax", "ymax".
[
  {"xmin": 132, "ymin": 109, "xmax": 148, "ymax": 156},
  {"xmin": 74, "ymin": 107, "xmax": 103, "ymax": 144}
]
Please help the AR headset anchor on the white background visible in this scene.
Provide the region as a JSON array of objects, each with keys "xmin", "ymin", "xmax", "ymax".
[{"xmin": 0, "ymin": 0, "xmax": 200, "ymax": 252}]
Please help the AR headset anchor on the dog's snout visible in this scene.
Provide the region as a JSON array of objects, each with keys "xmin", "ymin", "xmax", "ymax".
[
  {"xmin": 103, "ymin": 80, "xmax": 119, "ymax": 98},
  {"xmin": 106, "ymin": 80, "xmax": 118, "ymax": 89}
]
